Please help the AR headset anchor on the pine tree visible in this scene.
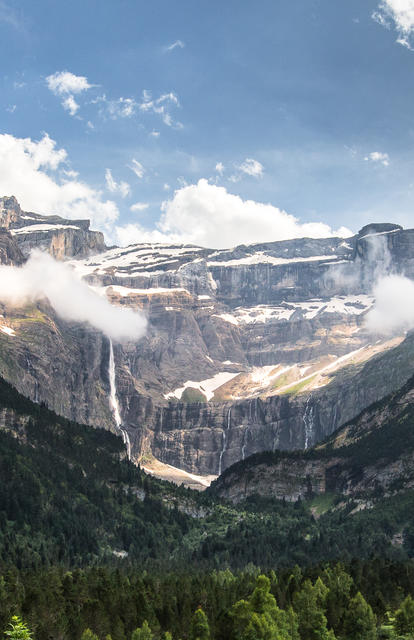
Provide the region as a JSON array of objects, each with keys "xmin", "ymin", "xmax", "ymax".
[
  {"xmin": 231, "ymin": 574, "xmax": 298, "ymax": 640},
  {"xmin": 80, "ymin": 630, "xmax": 99, "ymax": 640},
  {"xmin": 394, "ymin": 595, "xmax": 414, "ymax": 636},
  {"xmin": 293, "ymin": 579, "xmax": 330, "ymax": 640},
  {"xmin": 190, "ymin": 608, "xmax": 210, "ymax": 640},
  {"xmin": 131, "ymin": 620, "xmax": 153, "ymax": 640},
  {"xmin": 4, "ymin": 617, "xmax": 32, "ymax": 640},
  {"xmin": 343, "ymin": 592, "xmax": 376, "ymax": 640}
]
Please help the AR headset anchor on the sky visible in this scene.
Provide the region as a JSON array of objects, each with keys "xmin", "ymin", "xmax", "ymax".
[{"xmin": 1, "ymin": 0, "xmax": 414, "ymax": 248}]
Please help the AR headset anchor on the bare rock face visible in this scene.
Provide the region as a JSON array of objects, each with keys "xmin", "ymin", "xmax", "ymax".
[
  {"xmin": 212, "ymin": 366, "xmax": 414, "ymax": 503},
  {"xmin": 0, "ymin": 229, "xmax": 25, "ymax": 265},
  {"xmin": 0, "ymin": 196, "xmax": 106, "ymax": 259},
  {"xmin": 1, "ymin": 196, "xmax": 414, "ymax": 478}
]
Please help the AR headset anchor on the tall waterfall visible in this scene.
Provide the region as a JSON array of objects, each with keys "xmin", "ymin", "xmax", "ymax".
[
  {"xmin": 108, "ymin": 339, "xmax": 131, "ymax": 460},
  {"xmin": 218, "ymin": 407, "xmax": 231, "ymax": 475},
  {"xmin": 303, "ymin": 396, "xmax": 314, "ymax": 450}
]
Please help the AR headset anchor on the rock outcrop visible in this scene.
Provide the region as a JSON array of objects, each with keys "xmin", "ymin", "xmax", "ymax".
[{"xmin": 0, "ymin": 196, "xmax": 106, "ymax": 259}]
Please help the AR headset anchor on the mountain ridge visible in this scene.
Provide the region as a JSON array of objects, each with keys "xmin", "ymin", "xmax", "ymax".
[{"xmin": 1, "ymin": 195, "xmax": 414, "ymax": 479}]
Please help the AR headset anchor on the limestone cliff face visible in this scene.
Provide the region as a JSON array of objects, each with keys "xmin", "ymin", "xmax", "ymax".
[
  {"xmin": 212, "ymin": 371, "xmax": 414, "ymax": 502},
  {"xmin": 0, "ymin": 196, "xmax": 106, "ymax": 259},
  {"xmin": 0, "ymin": 230, "xmax": 25, "ymax": 265},
  {"xmin": 0, "ymin": 198, "xmax": 414, "ymax": 478}
]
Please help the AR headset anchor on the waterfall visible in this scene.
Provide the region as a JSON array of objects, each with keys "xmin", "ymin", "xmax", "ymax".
[
  {"xmin": 303, "ymin": 396, "xmax": 314, "ymax": 450},
  {"xmin": 108, "ymin": 339, "xmax": 131, "ymax": 460},
  {"xmin": 242, "ymin": 426, "xmax": 249, "ymax": 461},
  {"xmin": 218, "ymin": 407, "xmax": 231, "ymax": 475}
]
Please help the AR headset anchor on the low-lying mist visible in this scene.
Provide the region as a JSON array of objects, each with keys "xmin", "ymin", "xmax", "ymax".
[
  {"xmin": 365, "ymin": 274, "xmax": 414, "ymax": 335},
  {"xmin": 0, "ymin": 251, "xmax": 147, "ymax": 342}
]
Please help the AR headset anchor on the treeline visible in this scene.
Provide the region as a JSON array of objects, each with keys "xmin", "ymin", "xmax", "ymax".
[{"xmin": 2, "ymin": 560, "xmax": 414, "ymax": 639}]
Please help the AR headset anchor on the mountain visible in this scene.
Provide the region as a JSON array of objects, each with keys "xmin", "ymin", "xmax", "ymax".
[
  {"xmin": 211, "ymin": 364, "xmax": 414, "ymax": 504},
  {"xmin": 0, "ymin": 196, "xmax": 106, "ymax": 259},
  {"xmin": 1, "ymin": 195, "xmax": 414, "ymax": 480},
  {"xmin": 2, "ymin": 368, "xmax": 414, "ymax": 572}
]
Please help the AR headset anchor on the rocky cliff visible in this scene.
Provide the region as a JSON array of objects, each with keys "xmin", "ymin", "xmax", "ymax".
[
  {"xmin": 212, "ymin": 364, "xmax": 414, "ymax": 503},
  {"xmin": 0, "ymin": 196, "xmax": 106, "ymax": 259},
  {"xmin": 0, "ymin": 196, "xmax": 413, "ymax": 478}
]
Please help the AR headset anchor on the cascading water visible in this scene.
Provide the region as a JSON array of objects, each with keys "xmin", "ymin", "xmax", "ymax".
[
  {"xmin": 242, "ymin": 426, "xmax": 249, "ymax": 461},
  {"xmin": 108, "ymin": 338, "xmax": 131, "ymax": 460},
  {"xmin": 218, "ymin": 407, "xmax": 231, "ymax": 475},
  {"xmin": 303, "ymin": 396, "xmax": 314, "ymax": 450}
]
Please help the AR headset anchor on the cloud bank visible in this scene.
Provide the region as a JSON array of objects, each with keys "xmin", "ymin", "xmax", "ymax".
[
  {"xmin": 115, "ymin": 179, "xmax": 352, "ymax": 249},
  {"xmin": 0, "ymin": 252, "xmax": 147, "ymax": 342},
  {"xmin": 365, "ymin": 274, "xmax": 414, "ymax": 334},
  {"xmin": 0, "ymin": 132, "xmax": 119, "ymax": 234}
]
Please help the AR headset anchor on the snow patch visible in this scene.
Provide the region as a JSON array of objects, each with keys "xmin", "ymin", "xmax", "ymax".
[{"xmin": 165, "ymin": 371, "xmax": 240, "ymax": 401}]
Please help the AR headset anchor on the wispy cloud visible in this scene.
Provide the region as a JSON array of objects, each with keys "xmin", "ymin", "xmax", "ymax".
[
  {"xmin": 130, "ymin": 202, "xmax": 149, "ymax": 212},
  {"xmin": 373, "ymin": 0, "xmax": 414, "ymax": 49},
  {"xmin": 164, "ymin": 39, "xmax": 185, "ymax": 52},
  {"xmin": 46, "ymin": 70, "xmax": 93, "ymax": 116},
  {"xmin": 139, "ymin": 90, "xmax": 183, "ymax": 128},
  {"xmin": 239, "ymin": 157, "xmax": 264, "ymax": 177},
  {"xmin": 364, "ymin": 151, "xmax": 390, "ymax": 166},
  {"xmin": 105, "ymin": 168, "xmax": 130, "ymax": 198},
  {"xmin": 229, "ymin": 157, "xmax": 264, "ymax": 182},
  {"xmin": 129, "ymin": 158, "xmax": 145, "ymax": 179},
  {"xmin": 0, "ymin": 1, "xmax": 21, "ymax": 30}
]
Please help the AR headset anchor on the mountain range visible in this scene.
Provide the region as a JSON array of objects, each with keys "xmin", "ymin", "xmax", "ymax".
[{"xmin": 1, "ymin": 194, "xmax": 414, "ymax": 489}]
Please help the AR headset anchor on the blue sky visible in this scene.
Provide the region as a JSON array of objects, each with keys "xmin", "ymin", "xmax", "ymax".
[{"xmin": 1, "ymin": 0, "xmax": 414, "ymax": 248}]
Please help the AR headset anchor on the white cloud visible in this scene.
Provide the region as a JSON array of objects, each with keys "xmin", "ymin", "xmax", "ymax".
[
  {"xmin": 46, "ymin": 70, "xmax": 93, "ymax": 116},
  {"xmin": 130, "ymin": 202, "xmax": 149, "ymax": 212},
  {"xmin": 114, "ymin": 178, "xmax": 352, "ymax": 249},
  {"xmin": 62, "ymin": 95, "xmax": 80, "ymax": 116},
  {"xmin": 139, "ymin": 90, "xmax": 182, "ymax": 128},
  {"xmin": 129, "ymin": 158, "xmax": 145, "ymax": 179},
  {"xmin": 238, "ymin": 157, "xmax": 264, "ymax": 177},
  {"xmin": 373, "ymin": 0, "xmax": 414, "ymax": 48},
  {"xmin": 163, "ymin": 183, "xmax": 171, "ymax": 191},
  {"xmin": 364, "ymin": 151, "xmax": 390, "ymax": 166},
  {"xmin": 0, "ymin": 133, "xmax": 119, "ymax": 235},
  {"xmin": 105, "ymin": 96, "xmax": 137, "ymax": 119},
  {"xmin": 365, "ymin": 274, "xmax": 414, "ymax": 334},
  {"xmin": 0, "ymin": 251, "xmax": 146, "ymax": 342},
  {"xmin": 105, "ymin": 168, "xmax": 130, "ymax": 198},
  {"xmin": 150, "ymin": 130, "xmax": 160, "ymax": 138},
  {"xmin": 215, "ymin": 162, "xmax": 224, "ymax": 174},
  {"xmin": 164, "ymin": 40, "xmax": 185, "ymax": 52}
]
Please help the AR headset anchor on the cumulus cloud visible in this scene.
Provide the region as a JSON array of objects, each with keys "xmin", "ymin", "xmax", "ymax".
[
  {"xmin": 164, "ymin": 40, "xmax": 185, "ymax": 52},
  {"xmin": 0, "ymin": 251, "xmax": 147, "ymax": 341},
  {"xmin": 0, "ymin": 133, "xmax": 119, "ymax": 234},
  {"xmin": 46, "ymin": 71, "xmax": 93, "ymax": 116},
  {"xmin": 364, "ymin": 151, "xmax": 390, "ymax": 166},
  {"xmin": 215, "ymin": 162, "xmax": 224, "ymax": 175},
  {"xmin": 373, "ymin": 0, "xmax": 414, "ymax": 48},
  {"xmin": 365, "ymin": 274, "xmax": 414, "ymax": 334},
  {"xmin": 129, "ymin": 159, "xmax": 145, "ymax": 179},
  {"xmin": 130, "ymin": 202, "xmax": 149, "ymax": 212},
  {"xmin": 114, "ymin": 178, "xmax": 352, "ymax": 249},
  {"xmin": 105, "ymin": 168, "xmax": 130, "ymax": 198}
]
